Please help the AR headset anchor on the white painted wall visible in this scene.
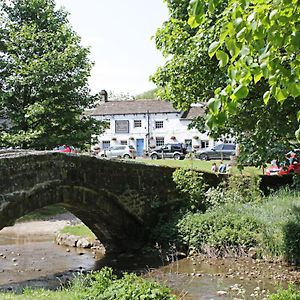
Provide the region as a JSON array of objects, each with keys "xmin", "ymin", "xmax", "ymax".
[{"xmin": 93, "ymin": 112, "xmax": 214, "ymax": 154}]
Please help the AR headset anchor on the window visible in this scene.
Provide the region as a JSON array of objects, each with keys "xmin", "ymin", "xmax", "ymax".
[
  {"xmin": 201, "ymin": 140, "xmax": 209, "ymax": 148},
  {"xmin": 156, "ymin": 137, "xmax": 164, "ymax": 146},
  {"xmin": 102, "ymin": 141, "xmax": 110, "ymax": 149},
  {"xmin": 185, "ymin": 139, "xmax": 192, "ymax": 151},
  {"xmin": 134, "ymin": 120, "xmax": 142, "ymax": 128},
  {"xmin": 155, "ymin": 121, "xmax": 164, "ymax": 129},
  {"xmin": 223, "ymin": 144, "xmax": 236, "ymax": 150},
  {"xmin": 214, "ymin": 144, "xmax": 223, "ymax": 150},
  {"xmin": 115, "ymin": 120, "xmax": 129, "ymax": 133},
  {"xmin": 112, "ymin": 146, "xmax": 126, "ymax": 150},
  {"xmin": 120, "ymin": 140, "xmax": 127, "ymax": 145}
]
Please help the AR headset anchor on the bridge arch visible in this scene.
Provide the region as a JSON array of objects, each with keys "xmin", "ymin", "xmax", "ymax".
[{"xmin": 0, "ymin": 151, "xmax": 182, "ymax": 252}]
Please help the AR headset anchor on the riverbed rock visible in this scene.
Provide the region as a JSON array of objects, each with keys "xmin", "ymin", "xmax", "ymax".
[
  {"xmin": 216, "ymin": 290, "xmax": 227, "ymax": 296},
  {"xmin": 56, "ymin": 233, "xmax": 78, "ymax": 247},
  {"xmin": 248, "ymin": 247, "xmax": 257, "ymax": 259},
  {"xmin": 77, "ymin": 238, "xmax": 92, "ymax": 248}
]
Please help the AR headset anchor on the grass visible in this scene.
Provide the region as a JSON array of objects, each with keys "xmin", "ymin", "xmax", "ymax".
[
  {"xmin": 59, "ymin": 224, "xmax": 96, "ymax": 241},
  {"xmin": 17, "ymin": 204, "xmax": 66, "ymax": 222},
  {"xmin": 136, "ymin": 158, "xmax": 261, "ymax": 176},
  {"xmin": 0, "ymin": 268, "xmax": 176, "ymax": 300}
]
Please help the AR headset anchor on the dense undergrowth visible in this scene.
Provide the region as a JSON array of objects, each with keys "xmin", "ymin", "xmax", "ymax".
[
  {"xmin": 152, "ymin": 169, "xmax": 300, "ymax": 263},
  {"xmin": 267, "ymin": 285, "xmax": 300, "ymax": 299},
  {"xmin": 0, "ymin": 267, "xmax": 176, "ymax": 300}
]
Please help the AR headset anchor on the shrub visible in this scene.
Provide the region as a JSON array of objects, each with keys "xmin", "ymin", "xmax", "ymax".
[
  {"xmin": 5, "ymin": 267, "xmax": 176, "ymax": 300},
  {"xmin": 172, "ymin": 168, "xmax": 207, "ymax": 211},
  {"xmin": 176, "ymin": 209, "xmax": 261, "ymax": 254},
  {"xmin": 206, "ymin": 175, "xmax": 262, "ymax": 208},
  {"xmin": 267, "ymin": 285, "xmax": 300, "ymax": 300},
  {"xmin": 99, "ymin": 273, "xmax": 176, "ymax": 300}
]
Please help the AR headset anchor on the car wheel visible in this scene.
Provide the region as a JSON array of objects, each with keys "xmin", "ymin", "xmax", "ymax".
[
  {"xmin": 123, "ymin": 154, "xmax": 130, "ymax": 159},
  {"xmin": 151, "ymin": 154, "xmax": 158, "ymax": 160},
  {"xmin": 173, "ymin": 153, "xmax": 181, "ymax": 160},
  {"xmin": 199, "ymin": 153, "xmax": 209, "ymax": 160}
]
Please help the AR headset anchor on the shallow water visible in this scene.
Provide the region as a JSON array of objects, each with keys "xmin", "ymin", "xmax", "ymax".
[{"xmin": 0, "ymin": 232, "xmax": 299, "ymax": 299}]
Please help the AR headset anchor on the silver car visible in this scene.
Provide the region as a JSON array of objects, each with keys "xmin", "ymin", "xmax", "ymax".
[
  {"xmin": 99, "ymin": 145, "xmax": 136, "ymax": 159},
  {"xmin": 196, "ymin": 143, "xmax": 236, "ymax": 160}
]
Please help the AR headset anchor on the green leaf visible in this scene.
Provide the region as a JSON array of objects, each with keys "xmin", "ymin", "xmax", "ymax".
[
  {"xmin": 216, "ymin": 50, "xmax": 229, "ymax": 67},
  {"xmin": 207, "ymin": 97, "xmax": 221, "ymax": 113},
  {"xmin": 188, "ymin": 15, "xmax": 200, "ymax": 28},
  {"xmin": 254, "ymin": 71, "xmax": 263, "ymax": 84},
  {"xmin": 208, "ymin": 41, "xmax": 220, "ymax": 58},
  {"xmin": 288, "ymin": 82, "xmax": 300, "ymax": 98},
  {"xmin": 295, "ymin": 127, "xmax": 300, "ymax": 142},
  {"xmin": 263, "ymin": 91, "xmax": 271, "ymax": 104},
  {"xmin": 274, "ymin": 87, "xmax": 287, "ymax": 103},
  {"xmin": 188, "ymin": 0, "xmax": 205, "ymax": 25},
  {"xmin": 297, "ymin": 111, "xmax": 300, "ymax": 122},
  {"xmin": 232, "ymin": 85, "xmax": 249, "ymax": 100},
  {"xmin": 225, "ymin": 39, "xmax": 240, "ymax": 60}
]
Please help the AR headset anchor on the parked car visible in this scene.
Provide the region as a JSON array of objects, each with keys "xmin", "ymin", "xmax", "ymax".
[
  {"xmin": 149, "ymin": 143, "xmax": 186, "ymax": 160},
  {"xmin": 99, "ymin": 145, "xmax": 136, "ymax": 159},
  {"xmin": 195, "ymin": 143, "xmax": 236, "ymax": 160},
  {"xmin": 53, "ymin": 145, "xmax": 76, "ymax": 153},
  {"xmin": 266, "ymin": 162, "xmax": 300, "ymax": 176}
]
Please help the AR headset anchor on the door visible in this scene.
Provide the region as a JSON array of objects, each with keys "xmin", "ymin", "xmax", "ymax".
[{"xmin": 136, "ymin": 139, "xmax": 144, "ymax": 157}]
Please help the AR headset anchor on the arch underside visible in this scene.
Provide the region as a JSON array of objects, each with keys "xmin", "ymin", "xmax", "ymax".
[{"xmin": 0, "ymin": 182, "xmax": 146, "ymax": 253}]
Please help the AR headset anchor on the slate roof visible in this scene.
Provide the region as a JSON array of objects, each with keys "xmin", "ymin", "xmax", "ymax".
[
  {"xmin": 90, "ymin": 99, "xmax": 179, "ymax": 116},
  {"xmin": 90, "ymin": 99, "xmax": 206, "ymax": 120},
  {"xmin": 181, "ymin": 106, "xmax": 206, "ymax": 120}
]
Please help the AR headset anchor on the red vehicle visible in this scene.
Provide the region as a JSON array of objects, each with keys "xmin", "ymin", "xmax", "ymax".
[
  {"xmin": 266, "ymin": 162, "xmax": 300, "ymax": 176},
  {"xmin": 53, "ymin": 145, "xmax": 75, "ymax": 153}
]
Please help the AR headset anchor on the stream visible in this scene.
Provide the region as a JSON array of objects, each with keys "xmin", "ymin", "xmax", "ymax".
[{"xmin": 0, "ymin": 230, "xmax": 300, "ymax": 299}]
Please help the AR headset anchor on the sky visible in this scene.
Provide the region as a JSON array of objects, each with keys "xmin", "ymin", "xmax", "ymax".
[{"xmin": 54, "ymin": 0, "xmax": 169, "ymax": 96}]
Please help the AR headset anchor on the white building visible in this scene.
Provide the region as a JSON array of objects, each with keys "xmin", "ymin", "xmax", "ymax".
[{"xmin": 90, "ymin": 94, "xmax": 214, "ymax": 157}]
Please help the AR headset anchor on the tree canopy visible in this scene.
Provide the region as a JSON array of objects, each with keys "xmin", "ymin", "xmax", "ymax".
[
  {"xmin": 189, "ymin": 0, "xmax": 300, "ymax": 134},
  {"xmin": 0, "ymin": 0, "xmax": 103, "ymax": 149},
  {"xmin": 152, "ymin": 0, "xmax": 300, "ymax": 165}
]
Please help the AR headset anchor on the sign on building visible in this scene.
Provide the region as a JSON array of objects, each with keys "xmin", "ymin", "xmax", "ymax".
[{"xmin": 115, "ymin": 120, "xmax": 129, "ymax": 133}]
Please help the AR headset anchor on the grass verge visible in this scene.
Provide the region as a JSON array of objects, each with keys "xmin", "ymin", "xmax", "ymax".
[
  {"xmin": 59, "ymin": 224, "xmax": 96, "ymax": 241},
  {"xmin": 0, "ymin": 267, "xmax": 176, "ymax": 300},
  {"xmin": 137, "ymin": 158, "xmax": 261, "ymax": 176},
  {"xmin": 17, "ymin": 205, "xmax": 66, "ymax": 222}
]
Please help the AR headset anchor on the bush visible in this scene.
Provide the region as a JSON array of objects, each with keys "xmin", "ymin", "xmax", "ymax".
[
  {"xmin": 176, "ymin": 209, "xmax": 261, "ymax": 254},
  {"xmin": 0, "ymin": 267, "xmax": 176, "ymax": 300},
  {"xmin": 69, "ymin": 268, "xmax": 176, "ymax": 300},
  {"xmin": 172, "ymin": 168, "xmax": 207, "ymax": 211},
  {"xmin": 205, "ymin": 175, "xmax": 262, "ymax": 208},
  {"xmin": 267, "ymin": 285, "xmax": 300, "ymax": 300}
]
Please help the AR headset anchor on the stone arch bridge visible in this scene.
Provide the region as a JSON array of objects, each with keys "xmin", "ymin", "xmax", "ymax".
[{"xmin": 0, "ymin": 150, "xmax": 190, "ymax": 253}]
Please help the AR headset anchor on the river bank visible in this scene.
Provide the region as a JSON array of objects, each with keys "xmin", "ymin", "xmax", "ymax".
[{"xmin": 1, "ymin": 211, "xmax": 300, "ymax": 299}]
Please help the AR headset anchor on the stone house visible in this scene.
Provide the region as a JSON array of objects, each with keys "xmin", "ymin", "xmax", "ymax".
[{"xmin": 89, "ymin": 92, "xmax": 214, "ymax": 156}]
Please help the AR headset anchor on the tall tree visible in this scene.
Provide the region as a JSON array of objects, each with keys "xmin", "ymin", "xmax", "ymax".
[
  {"xmin": 189, "ymin": 0, "xmax": 300, "ymax": 135},
  {"xmin": 0, "ymin": 0, "xmax": 103, "ymax": 149},
  {"xmin": 151, "ymin": 0, "xmax": 227, "ymax": 111},
  {"xmin": 153, "ymin": 0, "xmax": 300, "ymax": 166}
]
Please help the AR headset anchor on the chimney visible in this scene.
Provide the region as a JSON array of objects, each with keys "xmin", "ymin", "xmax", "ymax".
[{"xmin": 100, "ymin": 89, "xmax": 108, "ymax": 102}]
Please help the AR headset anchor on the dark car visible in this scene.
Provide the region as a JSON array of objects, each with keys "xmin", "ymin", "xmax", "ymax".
[
  {"xmin": 150, "ymin": 143, "xmax": 186, "ymax": 160},
  {"xmin": 196, "ymin": 143, "xmax": 236, "ymax": 160}
]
